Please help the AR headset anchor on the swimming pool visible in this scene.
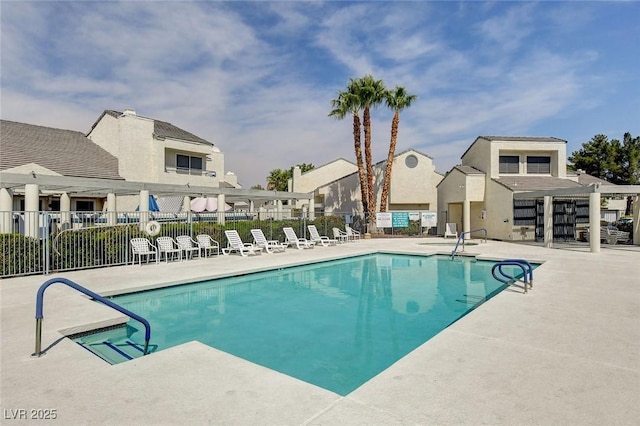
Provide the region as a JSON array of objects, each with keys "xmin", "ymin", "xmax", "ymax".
[{"xmin": 74, "ymin": 254, "xmax": 522, "ymax": 395}]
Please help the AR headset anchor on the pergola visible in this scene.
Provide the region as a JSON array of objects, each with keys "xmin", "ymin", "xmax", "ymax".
[
  {"xmin": 0, "ymin": 172, "xmax": 315, "ymax": 237},
  {"xmin": 513, "ymin": 184, "xmax": 640, "ymax": 252}
]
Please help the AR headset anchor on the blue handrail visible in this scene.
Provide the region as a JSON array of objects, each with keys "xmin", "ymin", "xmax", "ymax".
[
  {"xmin": 491, "ymin": 260, "xmax": 532, "ymax": 293},
  {"xmin": 450, "ymin": 228, "xmax": 487, "ymax": 259},
  {"xmin": 33, "ymin": 277, "xmax": 151, "ymax": 357},
  {"xmin": 502, "ymin": 258, "xmax": 533, "ymax": 285}
]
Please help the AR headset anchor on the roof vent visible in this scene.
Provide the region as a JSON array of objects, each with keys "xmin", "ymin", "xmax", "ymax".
[{"xmin": 122, "ymin": 109, "xmax": 137, "ymax": 116}]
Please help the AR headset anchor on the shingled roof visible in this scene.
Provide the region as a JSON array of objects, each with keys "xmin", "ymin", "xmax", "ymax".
[
  {"xmin": 493, "ymin": 176, "xmax": 584, "ymax": 192},
  {"xmin": 100, "ymin": 110, "xmax": 212, "ymax": 146},
  {"xmin": 0, "ymin": 120, "xmax": 123, "ymax": 180}
]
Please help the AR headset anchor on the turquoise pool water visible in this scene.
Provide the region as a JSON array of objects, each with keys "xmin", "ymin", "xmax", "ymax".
[{"xmin": 75, "ymin": 254, "xmax": 520, "ymax": 395}]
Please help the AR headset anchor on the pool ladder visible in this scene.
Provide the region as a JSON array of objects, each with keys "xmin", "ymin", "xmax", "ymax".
[
  {"xmin": 450, "ymin": 228, "xmax": 488, "ymax": 259},
  {"xmin": 491, "ymin": 259, "xmax": 534, "ymax": 293},
  {"xmin": 32, "ymin": 277, "xmax": 152, "ymax": 358}
]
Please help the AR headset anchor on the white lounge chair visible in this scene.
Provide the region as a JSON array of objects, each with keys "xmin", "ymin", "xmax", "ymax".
[
  {"xmin": 250, "ymin": 229, "xmax": 287, "ymax": 253},
  {"xmin": 444, "ymin": 223, "xmax": 458, "ymax": 239},
  {"xmin": 308, "ymin": 225, "xmax": 337, "ymax": 246},
  {"xmin": 332, "ymin": 227, "xmax": 349, "ymax": 244},
  {"xmin": 345, "ymin": 224, "xmax": 361, "ymax": 241},
  {"xmin": 156, "ymin": 236, "xmax": 182, "ymax": 262},
  {"xmin": 196, "ymin": 234, "xmax": 220, "ymax": 257},
  {"xmin": 176, "ymin": 235, "xmax": 201, "ymax": 259},
  {"xmin": 599, "ymin": 226, "xmax": 630, "ymax": 245},
  {"xmin": 283, "ymin": 227, "xmax": 315, "ymax": 249},
  {"xmin": 222, "ymin": 230, "xmax": 263, "ymax": 256},
  {"xmin": 130, "ymin": 238, "xmax": 158, "ymax": 265}
]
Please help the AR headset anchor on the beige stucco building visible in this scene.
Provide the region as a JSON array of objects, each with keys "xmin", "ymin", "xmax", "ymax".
[
  {"xmin": 437, "ymin": 136, "xmax": 632, "ymax": 242},
  {"xmin": 290, "ymin": 149, "xmax": 443, "ymax": 218},
  {"xmin": 88, "ymin": 110, "xmax": 237, "ymax": 188}
]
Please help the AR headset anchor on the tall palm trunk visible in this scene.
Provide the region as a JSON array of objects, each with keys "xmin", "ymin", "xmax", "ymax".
[
  {"xmin": 353, "ymin": 113, "xmax": 368, "ymax": 215},
  {"xmin": 363, "ymin": 106, "xmax": 375, "ymax": 224},
  {"xmin": 380, "ymin": 111, "xmax": 400, "ymax": 212}
]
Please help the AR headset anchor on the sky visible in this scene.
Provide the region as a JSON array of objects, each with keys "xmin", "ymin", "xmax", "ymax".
[{"xmin": 1, "ymin": 1, "xmax": 639, "ymax": 188}]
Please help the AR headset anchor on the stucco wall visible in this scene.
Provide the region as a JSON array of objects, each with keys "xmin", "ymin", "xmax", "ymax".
[
  {"xmin": 488, "ymin": 141, "xmax": 567, "ymax": 178},
  {"xmin": 389, "ymin": 151, "xmax": 440, "ymax": 208},
  {"xmin": 318, "ymin": 173, "xmax": 361, "ymax": 214},
  {"xmin": 314, "ymin": 150, "xmax": 441, "ymax": 215},
  {"xmin": 88, "ymin": 114, "xmax": 121, "ymax": 158},
  {"xmin": 462, "ymin": 138, "xmax": 491, "ymax": 173},
  {"xmin": 89, "ymin": 112, "xmax": 229, "ymax": 188},
  {"xmin": 436, "ymin": 169, "xmax": 467, "ymax": 233},
  {"xmin": 292, "ymin": 159, "xmax": 357, "ymax": 194}
]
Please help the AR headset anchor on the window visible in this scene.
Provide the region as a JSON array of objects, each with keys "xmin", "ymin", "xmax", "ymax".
[
  {"xmin": 527, "ymin": 156, "xmax": 550, "ymax": 174},
  {"xmin": 76, "ymin": 200, "xmax": 94, "ymax": 211},
  {"xmin": 176, "ymin": 154, "xmax": 204, "ymax": 175},
  {"xmin": 405, "ymin": 154, "xmax": 418, "ymax": 168},
  {"xmin": 499, "ymin": 156, "xmax": 519, "ymax": 174}
]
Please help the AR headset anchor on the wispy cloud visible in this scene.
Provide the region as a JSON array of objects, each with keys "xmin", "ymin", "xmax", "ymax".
[{"xmin": 1, "ymin": 1, "xmax": 638, "ymax": 186}]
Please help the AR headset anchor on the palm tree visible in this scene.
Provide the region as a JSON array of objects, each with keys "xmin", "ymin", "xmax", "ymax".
[
  {"xmin": 329, "ymin": 81, "xmax": 369, "ymax": 216},
  {"xmin": 379, "ymin": 86, "xmax": 417, "ymax": 212},
  {"xmin": 356, "ymin": 75, "xmax": 386, "ymax": 224},
  {"xmin": 266, "ymin": 168, "xmax": 289, "ymax": 191}
]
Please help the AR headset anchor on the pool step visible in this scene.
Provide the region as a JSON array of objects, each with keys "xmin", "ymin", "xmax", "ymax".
[{"xmin": 73, "ymin": 325, "xmax": 151, "ymax": 364}]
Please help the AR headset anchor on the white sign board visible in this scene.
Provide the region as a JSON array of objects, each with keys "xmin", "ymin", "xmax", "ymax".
[
  {"xmin": 376, "ymin": 212, "xmax": 392, "ymax": 228},
  {"xmin": 421, "ymin": 211, "xmax": 438, "ymax": 227}
]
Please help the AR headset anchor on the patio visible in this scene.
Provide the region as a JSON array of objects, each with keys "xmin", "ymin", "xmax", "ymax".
[{"xmin": 1, "ymin": 237, "xmax": 638, "ymax": 425}]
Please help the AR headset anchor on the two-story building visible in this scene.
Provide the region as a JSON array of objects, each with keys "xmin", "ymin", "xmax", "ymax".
[
  {"xmin": 87, "ymin": 109, "xmax": 239, "ymax": 210},
  {"xmin": 290, "ymin": 149, "xmax": 443, "ymax": 219},
  {"xmin": 437, "ymin": 136, "xmax": 633, "ymax": 242}
]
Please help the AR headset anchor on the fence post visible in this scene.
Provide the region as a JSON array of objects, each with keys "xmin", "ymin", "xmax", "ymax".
[{"xmin": 43, "ymin": 212, "xmax": 50, "ymax": 275}]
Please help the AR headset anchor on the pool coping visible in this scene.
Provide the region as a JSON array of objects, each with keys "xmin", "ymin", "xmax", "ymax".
[{"xmin": 1, "ymin": 238, "xmax": 638, "ymax": 425}]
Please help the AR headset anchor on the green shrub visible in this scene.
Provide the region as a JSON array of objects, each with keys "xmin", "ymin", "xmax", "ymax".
[{"xmin": 0, "ymin": 233, "xmax": 43, "ymax": 276}]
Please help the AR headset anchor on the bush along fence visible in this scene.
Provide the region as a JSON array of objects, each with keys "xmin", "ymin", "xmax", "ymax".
[{"xmin": 0, "ymin": 211, "xmax": 356, "ymax": 278}]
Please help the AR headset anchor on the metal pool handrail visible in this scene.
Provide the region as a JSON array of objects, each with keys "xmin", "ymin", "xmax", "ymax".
[
  {"xmin": 502, "ymin": 258, "xmax": 534, "ymax": 285},
  {"xmin": 491, "ymin": 260, "xmax": 533, "ymax": 293},
  {"xmin": 33, "ymin": 277, "xmax": 151, "ymax": 358},
  {"xmin": 450, "ymin": 228, "xmax": 487, "ymax": 259}
]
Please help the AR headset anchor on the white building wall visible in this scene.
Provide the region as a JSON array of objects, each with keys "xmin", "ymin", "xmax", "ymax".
[
  {"xmin": 388, "ymin": 151, "xmax": 440, "ymax": 210},
  {"xmin": 462, "ymin": 138, "xmax": 491, "ymax": 173},
  {"xmin": 312, "ymin": 150, "xmax": 441, "ymax": 215},
  {"xmin": 89, "ymin": 111, "xmax": 230, "ymax": 188},
  {"xmin": 88, "ymin": 114, "xmax": 121, "ymax": 158},
  {"xmin": 292, "ymin": 159, "xmax": 357, "ymax": 194},
  {"xmin": 487, "ymin": 140, "xmax": 567, "ymax": 178}
]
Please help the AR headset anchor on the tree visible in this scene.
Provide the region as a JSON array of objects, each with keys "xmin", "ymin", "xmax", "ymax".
[
  {"xmin": 292, "ymin": 163, "xmax": 315, "ymax": 174},
  {"xmin": 329, "ymin": 81, "xmax": 369, "ymax": 216},
  {"xmin": 251, "ymin": 184, "xmax": 265, "ymax": 190},
  {"xmin": 266, "ymin": 164, "xmax": 315, "ymax": 192},
  {"xmin": 266, "ymin": 168, "xmax": 290, "ymax": 191},
  {"xmin": 379, "ymin": 86, "xmax": 417, "ymax": 212},
  {"xmin": 569, "ymin": 132, "xmax": 640, "ymax": 214},
  {"xmin": 616, "ymin": 132, "xmax": 640, "ymax": 185},
  {"xmin": 356, "ymin": 75, "xmax": 387, "ymax": 224},
  {"xmin": 568, "ymin": 134, "xmax": 619, "ymax": 182}
]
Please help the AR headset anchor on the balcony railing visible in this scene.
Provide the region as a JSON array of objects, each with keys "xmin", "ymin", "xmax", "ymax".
[{"xmin": 164, "ymin": 166, "xmax": 216, "ymax": 177}]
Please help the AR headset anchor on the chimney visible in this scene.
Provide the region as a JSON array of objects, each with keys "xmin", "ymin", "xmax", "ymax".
[{"xmin": 122, "ymin": 109, "xmax": 137, "ymax": 116}]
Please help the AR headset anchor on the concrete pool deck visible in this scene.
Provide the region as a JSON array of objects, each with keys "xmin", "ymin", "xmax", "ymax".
[{"xmin": 1, "ymin": 238, "xmax": 638, "ymax": 425}]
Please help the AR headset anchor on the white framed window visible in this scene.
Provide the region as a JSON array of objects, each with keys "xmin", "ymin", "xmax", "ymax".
[
  {"xmin": 527, "ymin": 156, "xmax": 550, "ymax": 174},
  {"xmin": 499, "ymin": 155, "xmax": 519, "ymax": 174}
]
